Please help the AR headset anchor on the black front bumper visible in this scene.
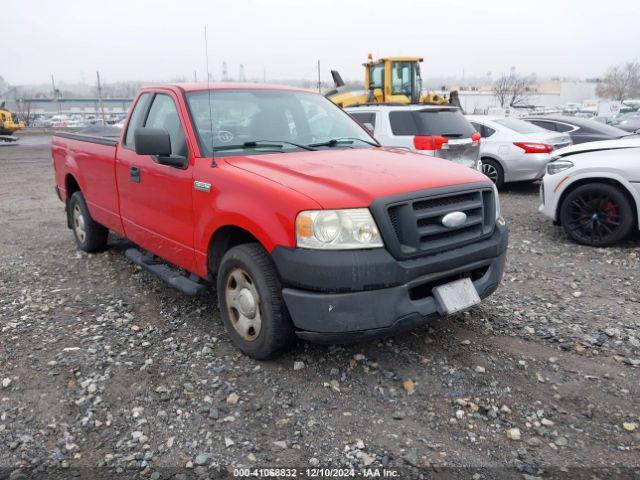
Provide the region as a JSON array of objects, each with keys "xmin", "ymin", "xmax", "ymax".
[{"xmin": 271, "ymin": 223, "xmax": 508, "ymax": 343}]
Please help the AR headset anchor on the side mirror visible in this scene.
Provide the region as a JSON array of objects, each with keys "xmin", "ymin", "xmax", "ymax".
[
  {"xmin": 134, "ymin": 127, "xmax": 171, "ymax": 156},
  {"xmin": 363, "ymin": 122, "xmax": 375, "ymax": 135},
  {"xmin": 134, "ymin": 127, "xmax": 187, "ymax": 168}
]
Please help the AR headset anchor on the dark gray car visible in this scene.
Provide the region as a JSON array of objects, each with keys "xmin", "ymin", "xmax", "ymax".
[
  {"xmin": 524, "ymin": 115, "xmax": 634, "ymax": 144},
  {"xmin": 613, "ymin": 113, "xmax": 640, "ymax": 133}
]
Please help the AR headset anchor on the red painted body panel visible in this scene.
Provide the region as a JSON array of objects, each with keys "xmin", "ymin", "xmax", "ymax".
[
  {"xmin": 52, "ymin": 83, "xmax": 486, "ymax": 280},
  {"xmin": 224, "ymin": 147, "xmax": 485, "ymax": 210},
  {"xmin": 52, "ymin": 136, "xmax": 126, "ymax": 236},
  {"xmin": 115, "ymin": 88, "xmax": 200, "ymax": 272}
]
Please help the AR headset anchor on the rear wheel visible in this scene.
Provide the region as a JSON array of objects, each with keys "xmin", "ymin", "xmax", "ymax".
[
  {"xmin": 216, "ymin": 243, "xmax": 295, "ymax": 359},
  {"xmin": 68, "ymin": 192, "xmax": 109, "ymax": 252},
  {"xmin": 481, "ymin": 158, "xmax": 504, "ymax": 189},
  {"xmin": 560, "ymin": 183, "xmax": 634, "ymax": 246}
]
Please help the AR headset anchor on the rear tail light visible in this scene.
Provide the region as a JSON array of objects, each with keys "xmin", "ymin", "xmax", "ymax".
[
  {"xmin": 471, "ymin": 132, "xmax": 481, "ymax": 144},
  {"xmin": 513, "ymin": 142, "xmax": 553, "ymax": 154},
  {"xmin": 414, "ymin": 135, "xmax": 449, "ymax": 151}
]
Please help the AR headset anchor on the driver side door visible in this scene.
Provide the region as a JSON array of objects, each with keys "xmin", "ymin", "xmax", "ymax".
[{"xmin": 116, "ymin": 91, "xmax": 196, "ymax": 272}]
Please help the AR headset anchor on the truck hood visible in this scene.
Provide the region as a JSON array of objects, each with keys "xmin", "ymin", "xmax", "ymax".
[
  {"xmin": 553, "ymin": 137, "xmax": 640, "ymax": 158},
  {"xmin": 224, "ymin": 147, "xmax": 489, "ymax": 209}
]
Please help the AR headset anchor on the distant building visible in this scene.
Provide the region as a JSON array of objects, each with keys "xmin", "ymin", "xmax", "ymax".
[{"xmin": 435, "ymin": 80, "xmax": 599, "ymax": 113}]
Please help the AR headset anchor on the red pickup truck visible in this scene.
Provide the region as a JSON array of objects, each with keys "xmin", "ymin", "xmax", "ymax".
[{"xmin": 52, "ymin": 83, "xmax": 507, "ymax": 359}]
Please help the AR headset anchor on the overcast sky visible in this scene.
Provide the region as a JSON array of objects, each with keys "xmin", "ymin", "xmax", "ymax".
[{"xmin": 3, "ymin": 0, "xmax": 639, "ymax": 86}]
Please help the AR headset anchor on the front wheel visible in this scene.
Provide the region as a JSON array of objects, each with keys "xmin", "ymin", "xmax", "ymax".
[
  {"xmin": 560, "ymin": 183, "xmax": 634, "ymax": 247},
  {"xmin": 216, "ymin": 243, "xmax": 295, "ymax": 359}
]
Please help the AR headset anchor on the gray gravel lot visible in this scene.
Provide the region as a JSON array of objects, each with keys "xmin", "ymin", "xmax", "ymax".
[{"xmin": 1, "ymin": 135, "xmax": 639, "ymax": 479}]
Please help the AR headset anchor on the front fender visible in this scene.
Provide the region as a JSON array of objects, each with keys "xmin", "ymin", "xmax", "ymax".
[{"xmin": 191, "ymin": 162, "xmax": 321, "ymax": 278}]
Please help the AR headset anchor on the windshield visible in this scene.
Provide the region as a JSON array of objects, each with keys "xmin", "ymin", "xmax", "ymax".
[
  {"xmin": 186, "ymin": 89, "xmax": 373, "ymax": 156},
  {"xmin": 494, "ymin": 117, "xmax": 547, "ymax": 134}
]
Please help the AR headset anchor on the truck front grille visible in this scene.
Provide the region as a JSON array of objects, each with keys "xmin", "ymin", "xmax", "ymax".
[{"xmin": 381, "ymin": 187, "xmax": 496, "ymax": 259}]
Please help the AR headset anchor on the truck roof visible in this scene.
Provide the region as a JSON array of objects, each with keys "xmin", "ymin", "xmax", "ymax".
[{"xmin": 141, "ymin": 82, "xmax": 313, "ymax": 94}]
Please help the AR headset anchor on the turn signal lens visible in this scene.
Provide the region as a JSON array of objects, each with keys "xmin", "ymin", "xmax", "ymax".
[{"xmin": 295, "ymin": 214, "xmax": 313, "ymax": 238}]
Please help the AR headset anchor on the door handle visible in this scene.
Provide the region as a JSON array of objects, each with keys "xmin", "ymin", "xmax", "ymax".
[{"xmin": 130, "ymin": 165, "xmax": 140, "ymax": 183}]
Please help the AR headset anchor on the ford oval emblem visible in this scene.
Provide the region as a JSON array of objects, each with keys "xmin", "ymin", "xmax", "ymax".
[{"xmin": 441, "ymin": 211, "xmax": 467, "ymax": 228}]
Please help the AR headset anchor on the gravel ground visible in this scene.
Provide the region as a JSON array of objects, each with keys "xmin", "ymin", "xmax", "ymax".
[{"xmin": 1, "ymin": 135, "xmax": 639, "ymax": 479}]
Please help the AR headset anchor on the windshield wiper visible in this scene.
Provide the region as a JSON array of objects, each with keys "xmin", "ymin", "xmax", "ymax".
[
  {"xmin": 308, "ymin": 137, "xmax": 380, "ymax": 148},
  {"xmin": 212, "ymin": 140, "xmax": 316, "ymax": 152}
]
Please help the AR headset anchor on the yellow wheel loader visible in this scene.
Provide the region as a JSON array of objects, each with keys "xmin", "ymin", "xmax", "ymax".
[
  {"xmin": 0, "ymin": 102, "xmax": 25, "ymax": 143},
  {"xmin": 326, "ymin": 55, "xmax": 461, "ymax": 110}
]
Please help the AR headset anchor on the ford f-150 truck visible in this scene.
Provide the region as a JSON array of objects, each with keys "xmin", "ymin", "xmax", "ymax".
[{"xmin": 52, "ymin": 83, "xmax": 508, "ymax": 359}]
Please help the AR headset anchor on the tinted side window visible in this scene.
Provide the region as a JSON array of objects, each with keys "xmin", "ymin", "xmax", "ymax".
[
  {"xmin": 470, "ymin": 122, "xmax": 496, "ymax": 138},
  {"xmin": 144, "ymin": 94, "xmax": 188, "ymax": 158},
  {"xmin": 389, "ymin": 111, "xmax": 418, "ymax": 135},
  {"xmin": 349, "ymin": 112, "xmax": 376, "ymax": 128},
  {"xmin": 529, "ymin": 120, "xmax": 557, "ymax": 131},
  {"xmin": 484, "ymin": 125, "xmax": 496, "ymax": 137},
  {"xmin": 124, "ymin": 93, "xmax": 151, "ymax": 148},
  {"xmin": 555, "ymin": 122, "xmax": 575, "ymax": 133}
]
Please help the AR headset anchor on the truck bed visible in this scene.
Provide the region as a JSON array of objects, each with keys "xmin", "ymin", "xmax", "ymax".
[{"xmin": 53, "ymin": 126, "xmax": 122, "ymax": 146}]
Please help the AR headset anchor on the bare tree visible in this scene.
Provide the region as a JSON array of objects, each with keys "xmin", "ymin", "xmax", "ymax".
[
  {"xmin": 15, "ymin": 98, "xmax": 34, "ymax": 127},
  {"xmin": 596, "ymin": 61, "xmax": 640, "ymax": 101},
  {"xmin": 493, "ymin": 72, "xmax": 534, "ymax": 108}
]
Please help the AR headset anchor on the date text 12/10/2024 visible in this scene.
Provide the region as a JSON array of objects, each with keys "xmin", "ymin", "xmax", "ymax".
[{"xmin": 233, "ymin": 468, "xmax": 400, "ymax": 478}]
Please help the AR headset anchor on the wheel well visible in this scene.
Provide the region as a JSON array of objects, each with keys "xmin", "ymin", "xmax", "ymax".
[
  {"xmin": 64, "ymin": 174, "xmax": 81, "ymax": 228},
  {"xmin": 481, "ymin": 156, "xmax": 504, "ymax": 170},
  {"xmin": 556, "ymin": 178, "xmax": 639, "ymax": 227},
  {"xmin": 65, "ymin": 174, "xmax": 80, "ymax": 199},
  {"xmin": 208, "ymin": 226, "xmax": 260, "ymax": 280}
]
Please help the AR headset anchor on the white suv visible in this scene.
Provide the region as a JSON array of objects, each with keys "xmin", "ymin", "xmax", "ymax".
[
  {"xmin": 346, "ymin": 104, "xmax": 481, "ymax": 170},
  {"xmin": 540, "ymin": 138, "xmax": 640, "ymax": 246}
]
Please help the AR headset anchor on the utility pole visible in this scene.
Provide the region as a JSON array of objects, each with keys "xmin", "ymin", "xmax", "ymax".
[
  {"xmin": 263, "ymin": 67, "xmax": 266, "ymax": 83},
  {"xmin": 51, "ymin": 74, "xmax": 61, "ymax": 115},
  {"xmin": 194, "ymin": 70, "xmax": 197, "ymax": 82},
  {"xmin": 222, "ymin": 61, "xmax": 228, "ymax": 81},
  {"xmin": 96, "ymin": 71, "xmax": 106, "ymax": 126},
  {"xmin": 317, "ymin": 60, "xmax": 321, "ymax": 93}
]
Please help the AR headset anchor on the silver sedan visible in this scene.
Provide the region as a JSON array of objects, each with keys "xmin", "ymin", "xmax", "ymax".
[{"xmin": 467, "ymin": 115, "xmax": 572, "ymax": 188}]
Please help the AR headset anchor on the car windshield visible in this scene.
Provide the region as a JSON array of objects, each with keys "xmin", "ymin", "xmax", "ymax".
[
  {"xmin": 186, "ymin": 89, "xmax": 374, "ymax": 156},
  {"xmin": 494, "ymin": 117, "xmax": 547, "ymax": 134}
]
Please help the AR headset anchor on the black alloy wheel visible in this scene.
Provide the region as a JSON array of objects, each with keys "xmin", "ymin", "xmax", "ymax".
[{"xmin": 560, "ymin": 183, "xmax": 634, "ymax": 246}]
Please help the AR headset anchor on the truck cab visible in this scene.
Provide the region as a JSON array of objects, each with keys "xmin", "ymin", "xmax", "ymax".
[{"xmin": 52, "ymin": 83, "xmax": 508, "ymax": 359}]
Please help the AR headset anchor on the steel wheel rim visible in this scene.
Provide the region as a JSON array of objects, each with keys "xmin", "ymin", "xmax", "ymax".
[
  {"xmin": 225, "ymin": 268, "xmax": 262, "ymax": 342},
  {"xmin": 482, "ymin": 162, "xmax": 498, "ymax": 183},
  {"xmin": 566, "ymin": 191, "xmax": 621, "ymax": 244},
  {"xmin": 73, "ymin": 204, "xmax": 86, "ymax": 243}
]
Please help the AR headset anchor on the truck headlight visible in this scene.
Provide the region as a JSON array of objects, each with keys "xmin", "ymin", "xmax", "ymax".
[
  {"xmin": 296, "ymin": 208, "xmax": 384, "ymax": 249},
  {"xmin": 493, "ymin": 184, "xmax": 505, "ymax": 226},
  {"xmin": 547, "ymin": 159, "xmax": 574, "ymax": 175}
]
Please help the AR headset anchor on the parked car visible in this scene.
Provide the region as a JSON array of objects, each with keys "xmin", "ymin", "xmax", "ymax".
[
  {"xmin": 540, "ymin": 138, "xmax": 640, "ymax": 246},
  {"xmin": 346, "ymin": 105, "xmax": 481, "ymax": 170},
  {"xmin": 52, "ymin": 83, "xmax": 508, "ymax": 359},
  {"xmin": 466, "ymin": 115, "xmax": 572, "ymax": 188},
  {"xmin": 524, "ymin": 115, "xmax": 634, "ymax": 144},
  {"xmin": 613, "ymin": 112, "xmax": 640, "ymax": 133}
]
